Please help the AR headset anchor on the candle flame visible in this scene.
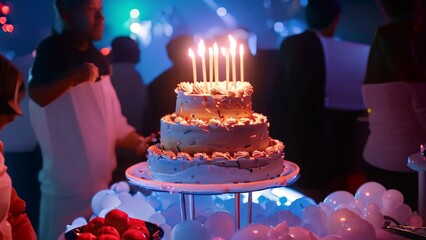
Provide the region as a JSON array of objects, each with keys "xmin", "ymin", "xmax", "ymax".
[
  {"xmin": 213, "ymin": 42, "xmax": 218, "ymax": 53},
  {"xmin": 220, "ymin": 47, "xmax": 227, "ymax": 56},
  {"xmin": 229, "ymin": 35, "xmax": 237, "ymax": 56},
  {"xmin": 209, "ymin": 47, "xmax": 213, "ymax": 55},
  {"xmin": 198, "ymin": 39, "xmax": 205, "ymax": 56},
  {"xmin": 188, "ymin": 48, "xmax": 195, "ymax": 58}
]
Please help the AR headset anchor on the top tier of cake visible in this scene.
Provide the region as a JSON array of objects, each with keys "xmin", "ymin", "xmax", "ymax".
[{"xmin": 175, "ymin": 81, "xmax": 253, "ymax": 121}]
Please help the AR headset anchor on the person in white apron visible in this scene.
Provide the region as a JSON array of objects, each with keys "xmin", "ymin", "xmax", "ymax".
[
  {"xmin": 28, "ymin": 0, "xmax": 150, "ymax": 239},
  {"xmin": 0, "ymin": 54, "xmax": 37, "ymax": 239}
]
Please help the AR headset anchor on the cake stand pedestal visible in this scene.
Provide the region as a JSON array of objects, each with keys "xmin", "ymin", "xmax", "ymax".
[
  {"xmin": 126, "ymin": 160, "xmax": 300, "ymax": 229},
  {"xmin": 407, "ymin": 153, "xmax": 426, "ymax": 222}
]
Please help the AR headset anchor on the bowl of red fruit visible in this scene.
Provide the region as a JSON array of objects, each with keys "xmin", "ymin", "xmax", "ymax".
[{"xmin": 64, "ymin": 209, "xmax": 164, "ymax": 240}]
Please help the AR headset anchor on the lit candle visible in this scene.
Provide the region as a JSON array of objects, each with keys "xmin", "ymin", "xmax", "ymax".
[
  {"xmin": 188, "ymin": 48, "xmax": 197, "ymax": 83},
  {"xmin": 221, "ymin": 47, "xmax": 229, "ymax": 91},
  {"xmin": 239, "ymin": 44, "xmax": 244, "ymax": 82},
  {"xmin": 209, "ymin": 47, "xmax": 213, "ymax": 88},
  {"xmin": 198, "ymin": 39, "xmax": 208, "ymax": 92},
  {"xmin": 229, "ymin": 35, "xmax": 237, "ymax": 89},
  {"xmin": 213, "ymin": 43, "xmax": 219, "ymax": 84}
]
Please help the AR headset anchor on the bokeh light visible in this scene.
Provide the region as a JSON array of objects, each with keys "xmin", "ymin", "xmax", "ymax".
[
  {"xmin": 216, "ymin": 7, "xmax": 227, "ymax": 17},
  {"xmin": 129, "ymin": 9, "xmax": 140, "ymax": 18},
  {"xmin": 1, "ymin": 5, "xmax": 10, "ymax": 15}
]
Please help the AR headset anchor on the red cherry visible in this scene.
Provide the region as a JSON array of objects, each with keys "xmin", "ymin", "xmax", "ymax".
[
  {"xmin": 85, "ymin": 217, "xmax": 105, "ymax": 235},
  {"xmin": 97, "ymin": 226, "xmax": 120, "ymax": 238},
  {"xmin": 104, "ymin": 209, "xmax": 129, "ymax": 234},
  {"xmin": 121, "ymin": 229, "xmax": 148, "ymax": 240},
  {"xmin": 98, "ymin": 234, "xmax": 120, "ymax": 240}
]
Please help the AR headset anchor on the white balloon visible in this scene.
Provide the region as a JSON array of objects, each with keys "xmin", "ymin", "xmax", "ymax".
[
  {"xmin": 319, "ymin": 202, "xmax": 333, "ymax": 217},
  {"xmin": 114, "ymin": 181, "xmax": 131, "ymax": 193},
  {"xmin": 148, "ymin": 212, "xmax": 166, "ymax": 225},
  {"xmin": 91, "ymin": 189, "xmax": 116, "ymax": 216},
  {"xmin": 118, "ymin": 196, "xmax": 155, "ymax": 221},
  {"xmin": 98, "ymin": 207, "xmax": 113, "ymax": 218},
  {"xmin": 118, "ymin": 191, "xmax": 132, "ymax": 203},
  {"xmin": 100, "ymin": 194, "xmax": 121, "ymax": 209},
  {"xmin": 160, "ymin": 224, "xmax": 173, "ymax": 240},
  {"xmin": 302, "ymin": 205, "xmax": 327, "ymax": 237},
  {"xmin": 323, "ymin": 191, "xmax": 354, "ymax": 210},
  {"xmin": 349, "ymin": 198, "xmax": 364, "ymax": 213},
  {"xmin": 71, "ymin": 217, "xmax": 87, "ymax": 228},
  {"xmin": 171, "ymin": 220, "xmax": 209, "ymax": 240}
]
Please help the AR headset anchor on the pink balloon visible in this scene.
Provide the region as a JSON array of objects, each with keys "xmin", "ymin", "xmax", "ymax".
[
  {"xmin": 287, "ymin": 226, "xmax": 318, "ymax": 240},
  {"xmin": 231, "ymin": 224, "xmax": 272, "ymax": 240},
  {"xmin": 396, "ymin": 204, "xmax": 412, "ymax": 225},
  {"xmin": 355, "ymin": 182, "xmax": 386, "ymax": 207},
  {"xmin": 363, "ymin": 210, "xmax": 384, "ymax": 229},
  {"xmin": 268, "ymin": 222, "xmax": 291, "ymax": 240},
  {"xmin": 337, "ymin": 218, "xmax": 376, "ymax": 240},
  {"xmin": 205, "ymin": 211, "xmax": 235, "ymax": 240},
  {"xmin": 375, "ymin": 229, "xmax": 398, "ymax": 240},
  {"xmin": 327, "ymin": 209, "xmax": 358, "ymax": 235},
  {"xmin": 382, "ymin": 189, "xmax": 404, "ymax": 209},
  {"xmin": 321, "ymin": 235, "xmax": 342, "ymax": 240},
  {"xmin": 409, "ymin": 214, "xmax": 424, "ymax": 227}
]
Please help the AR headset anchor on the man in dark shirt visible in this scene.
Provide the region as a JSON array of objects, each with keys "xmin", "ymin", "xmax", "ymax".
[{"xmin": 29, "ymin": 0, "xmax": 149, "ymax": 239}]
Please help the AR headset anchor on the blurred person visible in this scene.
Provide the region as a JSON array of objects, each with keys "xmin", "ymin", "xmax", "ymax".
[
  {"xmin": 28, "ymin": 0, "xmax": 150, "ymax": 239},
  {"xmin": 110, "ymin": 36, "xmax": 150, "ymax": 182},
  {"xmin": 272, "ymin": 0, "xmax": 342, "ymax": 197},
  {"xmin": 0, "ymin": 53, "xmax": 42, "ymax": 233},
  {"xmin": 148, "ymin": 35, "xmax": 194, "ymax": 133},
  {"xmin": 0, "ymin": 53, "xmax": 37, "ymax": 239},
  {"xmin": 362, "ymin": 0, "xmax": 423, "ymax": 210}
]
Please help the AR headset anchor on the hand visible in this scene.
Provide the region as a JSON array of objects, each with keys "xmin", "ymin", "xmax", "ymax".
[
  {"xmin": 71, "ymin": 62, "xmax": 99, "ymax": 85},
  {"xmin": 134, "ymin": 136, "xmax": 151, "ymax": 156}
]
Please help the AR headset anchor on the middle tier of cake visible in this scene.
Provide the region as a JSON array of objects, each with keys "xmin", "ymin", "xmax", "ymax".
[{"xmin": 161, "ymin": 112, "xmax": 270, "ymax": 154}]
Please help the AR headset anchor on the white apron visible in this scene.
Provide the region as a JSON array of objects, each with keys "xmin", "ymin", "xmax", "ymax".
[{"xmin": 29, "ymin": 76, "xmax": 134, "ymax": 196}]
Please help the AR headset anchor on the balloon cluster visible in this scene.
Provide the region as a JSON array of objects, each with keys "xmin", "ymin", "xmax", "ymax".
[{"xmin": 66, "ymin": 181, "xmax": 423, "ymax": 240}]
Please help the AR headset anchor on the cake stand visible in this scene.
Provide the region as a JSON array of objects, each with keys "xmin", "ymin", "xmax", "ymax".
[
  {"xmin": 126, "ymin": 160, "xmax": 300, "ymax": 229},
  {"xmin": 407, "ymin": 152, "xmax": 426, "ymax": 222}
]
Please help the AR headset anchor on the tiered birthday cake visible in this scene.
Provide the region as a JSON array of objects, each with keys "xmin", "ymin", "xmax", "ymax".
[{"xmin": 147, "ymin": 81, "xmax": 285, "ymax": 184}]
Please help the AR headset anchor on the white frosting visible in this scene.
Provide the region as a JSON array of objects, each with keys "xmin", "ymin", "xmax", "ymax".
[
  {"xmin": 175, "ymin": 81, "xmax": 253, "ymax": 120},
  {"xmin": 160, "ymin": 114, "xmax": 270, "ymax": 154},
  {"xmin": 148, "ymin": 157, "xmax": 284, "ymax": 184},
  {"xmin": 147, "ymin": 140, "xmax": 285, "ymax": 184}
]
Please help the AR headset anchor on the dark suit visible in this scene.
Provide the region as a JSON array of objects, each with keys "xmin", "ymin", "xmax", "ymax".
[{"xmin": 270, "ymin": 30, "xmax": 329, "ymax": 189}]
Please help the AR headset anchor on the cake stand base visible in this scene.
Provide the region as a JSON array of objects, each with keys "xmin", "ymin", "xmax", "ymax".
[{"xmin": 126, "ymin": 160, "xmax": 300, "ymax": 229}]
